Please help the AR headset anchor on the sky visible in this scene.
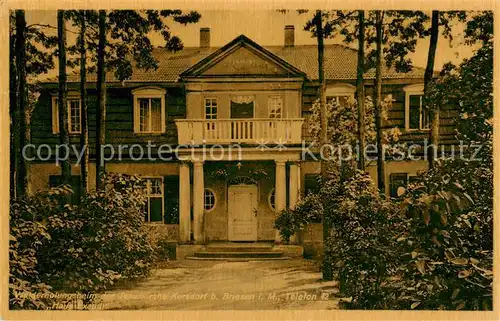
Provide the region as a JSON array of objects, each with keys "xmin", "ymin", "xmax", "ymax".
[{"xmin": 25, "ymin": 10, "xmax": 478, "ymax": 77}]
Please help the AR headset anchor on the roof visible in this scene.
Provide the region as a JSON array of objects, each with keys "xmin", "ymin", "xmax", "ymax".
[{"xmin": 45, "ymin": 38, "xmax": 426, "ymax": 84}]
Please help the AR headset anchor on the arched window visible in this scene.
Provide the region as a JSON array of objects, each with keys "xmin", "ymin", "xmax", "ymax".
[{"xmin": 268, "ymin": 188, "xmax": 276, "ymax": 211}]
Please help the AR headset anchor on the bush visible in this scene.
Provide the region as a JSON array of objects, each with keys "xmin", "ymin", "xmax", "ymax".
[
  {"xmin": 9, "ymin": 173, "xmax": 157, "ymax": 309},
  {"xmin": 321, "ymin": 171, "xmax": 403, "ymax": 308},
  {"xmin": 389, "ymin": 154, "xmax": 493, "ymax": 310},
  {"xmin": 274, "ymin": 193, "xmax": 322, "ymax": 243}
]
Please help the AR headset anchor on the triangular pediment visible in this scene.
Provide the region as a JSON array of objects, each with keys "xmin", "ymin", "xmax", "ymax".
[{"xmin": 181, "ymin": 35, "xmax": 307, "ymax": 79}]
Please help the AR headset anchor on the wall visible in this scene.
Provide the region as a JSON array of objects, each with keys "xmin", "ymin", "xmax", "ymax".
[
  {"xmin": 31, "ymin": 86, "xmax": 186, "ymax": 160},
  {"xmin": 203, "ymin": 161, "xmax": 276, "ymax": 241}
]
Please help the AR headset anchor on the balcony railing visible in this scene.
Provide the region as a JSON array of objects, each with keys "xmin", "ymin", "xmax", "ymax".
[{"xmin": 175, "ymin": 118, "xmax": 304, "ymax": 144}]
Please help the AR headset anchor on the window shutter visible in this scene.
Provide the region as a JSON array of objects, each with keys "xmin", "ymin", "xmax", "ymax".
[
  {"xmin": 164, "ymin": 175, "xmax": 179, "ymax": 224},
  {"xmin": 52, "ymin": 97, "xmax": 59, "ymax": 134},
  {"xmin": 133, "ymin": 98, "xmax": 140, "ymax": 133}
]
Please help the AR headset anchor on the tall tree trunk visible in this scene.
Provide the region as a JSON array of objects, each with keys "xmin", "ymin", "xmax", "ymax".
[
  {"xmin": 374, "ymin": 11, "xmax": 385, "ymax": 193},
  {"xmin": 15, "ymin": 10, "xmax": 29, "ymax": 198},
  {"xmin": 314, "ymin": 10, "xmax": 333, "ymax": 282},
  {"xmin": 426, "ymin": 10, "xmax": 439, "ymax": 169},
  {"xmin": 10, "ymin": 14, "xmax": 18, "ymax": 200},
  {"xmin": 356, "ymin": 10, "xmax": 366, "ymax": 171},
  {"xmin": 57, "ymin": 10, "xmax": 71, "ymax": 186},
  {"xmin": 95, "ymin": 10, "xmax": 106, "ymax": 190},
  {"xmin": 79, "ymin": 10, "xmax": 89, "ymax": 194}
]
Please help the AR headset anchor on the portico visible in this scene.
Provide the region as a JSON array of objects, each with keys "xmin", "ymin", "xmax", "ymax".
[{"xmin": 177, "ymin": 149, "xmax": 302, "ymax": 244}]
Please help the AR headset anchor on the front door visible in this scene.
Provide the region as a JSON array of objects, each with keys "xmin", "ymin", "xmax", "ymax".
[{"xmin": 228, "ymin": 185, "xmax": 258, "ymax": 241}]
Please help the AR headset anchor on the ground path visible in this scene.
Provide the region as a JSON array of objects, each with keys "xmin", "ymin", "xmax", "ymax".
[{"xmin": 98, "ymin": 259, "xmax": 339, "ymax": 310}]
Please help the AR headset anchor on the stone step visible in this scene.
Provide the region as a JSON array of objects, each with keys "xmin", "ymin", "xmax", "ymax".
[
  {"xmin": 193, "ymin": 251, "xmax": 284, "ymax": 258},
  {"xmin": 186, "ymin": 256, "xmax": 292, "ymax": 261},
  {"xmin": 203, "ymin": 246, "xmax": 275, "ymax": 253}
]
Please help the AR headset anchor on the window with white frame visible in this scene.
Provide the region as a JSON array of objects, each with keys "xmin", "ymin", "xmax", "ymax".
[
  {"xmin": 205, "ymin": 98, "xmax": 218, "ymax": 119},
  {"xmin": 404, "ymin": 84, "xmax": 430, "ymax": 130},
  {"xmin": 132, "ymin": 87, "xmax": 166, "ymax": 134},
  {"xmin": 204, "ymin": 188, "xmax": 216, "ymax": 211},
  {"xmin": 268, "ymin": 96, "xmax": 283, "ymax": 118},
  {"xmin": 325, "ymin": 83, "xmax": 356, "ymax": 107},
  {"xmin": 143, "ymin": 177, "xmax": 164, "ymax": 223},
  {"xmin": 52, "ymin": 95, "xmax": 82, "ymax": 134}
]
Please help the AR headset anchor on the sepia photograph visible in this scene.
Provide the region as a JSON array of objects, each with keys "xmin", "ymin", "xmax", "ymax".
[{"xmin": 3, "ymin": 2, "xmax": 497, "ymax": 319}]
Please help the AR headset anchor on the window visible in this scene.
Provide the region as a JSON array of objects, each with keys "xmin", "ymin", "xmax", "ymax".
[
  {"xmin": 389, "ymin": 173, "xmax": 418, "ymax": 197},
  {"xmin": 327, "ymin": 95, "xmax": 350, "ymax": 107},
  {"xmin": 144, "ymin": 177, "xmax": 164, "ymax": 223},
  {"xmin": 268, "ymin": 96, "xmax": 282, "ymax": 118},
  {"xmin": 204, "ymin": 189, "xmax": 216, "ymax": 211},
  {"xmin": 268, "ymin": 188, "xmax": 276, "ymax": 211},
  {"xmin": 205, "ymin": 98, "xmax": 218, "ymax": 119},
  {"xmin": 325, "ymin": 83, "xmax": 356, "ymax": 107},
  {"xmin": 404, "ymin": 84, "xmax": 430, "ymax": 131},
  {"xmin": 304, "ymin": 174, "xmax": 320, "ymax": 195},
  {"xmin": 52, "ymin": 95, "xmax": 82, "ymax": 134},
  {"xmin": 132, "ymin": 87, "xmax": 166, "ymax": 134}
]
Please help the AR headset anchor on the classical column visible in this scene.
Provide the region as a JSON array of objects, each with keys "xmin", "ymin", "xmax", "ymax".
[
  {"xmin": 289, "ymin": 162, "xmax": 300, "ymax": 209},
  {"xmin": 179, "ymin": 162, "xmax": 191, "ymax": 242},
  {"xmin": 192, "ymin": 161, "xmax": 204, "ymax": 243},
  {"xmin": 274, "ymin": 160, "xmax": 287, "ymax": 242}
]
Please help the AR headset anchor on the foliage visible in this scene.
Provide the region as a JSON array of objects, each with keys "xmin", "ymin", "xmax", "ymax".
[
  {"xmin": 388, "ymin": 150, "xmax": 492, "ymax": 310},
  {"xmin": 64, "ymin": 10, "xmax": 201, "ymax": 80},
  {"xmin": 308, "ymin": 95, "xmax": 398, "ymax": 147},
  {"xmin": 9, "ymin": 189, "xmax": 61, "ymax": 309},
  {"xmin": 274, "ymin": 193, "xmax": 323, "ymax": 242},
  {"xmin": 9, "ymin": 173, "xmax": 157, "ymax": 309},
  {"xmin": 321, "ymin": 170, "xmax": 403, "ymax": 308},
  {"xmin": 207, "ymin": 162, "xmax": 269, "ymax": 182}
]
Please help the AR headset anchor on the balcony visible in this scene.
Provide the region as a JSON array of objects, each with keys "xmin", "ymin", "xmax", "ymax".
[{"xmin": 175, "ymin": 118, "xmax": 304, "ymax": 145}]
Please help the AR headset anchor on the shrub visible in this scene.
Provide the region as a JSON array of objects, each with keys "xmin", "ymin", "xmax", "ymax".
[
  {"xmin": 9, "ymin": 173, "xmax": 157, "ymax": 309},
  {"xmin": 9, "ymin": 188, "xmax": 64, "ymax": 309},
  {"xmin": 321, "ymin": 171, "xmax": 403, "ymax": 308},
  {"xmin": 389, "ymin": 154, "xmax": 493, "ymax": 310},
  {"xmin": 274, "ymin": 193, "xmax": 322, "ymax": 243}
]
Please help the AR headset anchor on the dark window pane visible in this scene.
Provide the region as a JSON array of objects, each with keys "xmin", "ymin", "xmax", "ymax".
[
  {"xmin": 409, "ymin": 95, "xmax": 421, "ymax": 129},
  {"xmin": 390, "ymin": 173, "xmax": 408, "ymax": 197},
  {"xmin": 305, "ymin": 174, "xmax": 320, "ymax": 195},
  {"xmin": 49, "ymin": 175, "xmax": 81, "ymax": 204},
  {"xmin": 230, "ymin": 101, "xmax": 254, "ymax": 118},
  {"xmin": 150, "ymin": 197, "xmax": 163, "ymax": 222}
]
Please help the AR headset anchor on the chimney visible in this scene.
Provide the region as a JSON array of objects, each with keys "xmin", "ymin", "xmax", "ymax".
[
  {"xmin": 284, "ymin": 25, "xmax": 295, "ymax": 47},
  {"xmin": 200, "ymin": 27, "xmax": 210, "ymax": 48}
]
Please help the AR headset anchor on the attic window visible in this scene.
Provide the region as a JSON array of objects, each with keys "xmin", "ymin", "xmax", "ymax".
[
  {"xmin": 325, "ymin": 83, "xmax": 356, "ymax": 107},
  {"xmin": 132, "ymin": 87, "xmax": 166, "ymax": 134}
]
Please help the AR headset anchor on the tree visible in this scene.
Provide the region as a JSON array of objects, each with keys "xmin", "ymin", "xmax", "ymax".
[
  {"xmin": 356, "ymin": 10, "xmax": 366, "ymax": 171},
  {"xmin": 57, "ymin": 10, "xmax": 71, "ymax": 186},
  {"xmin": 79, "ymin": 11, "xmax": 89, "ymax": 194},
  {"xmin": 92, "ymin": 10, "xmax": 201, "ymax": 190},
  {"xmin": 13, "ymin": 10, "xmax": 28, "ymax": 198},
  {"xmin": 95, "ymin": 10, "xmax": 106, "ymax": 190},
  {"xmin": 10, "ymin": 11, "xmax": 58, "ymax": 200},
  {"xmin": 425, "ymin": 11, "xmax": 439, "ymax": 169}
]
